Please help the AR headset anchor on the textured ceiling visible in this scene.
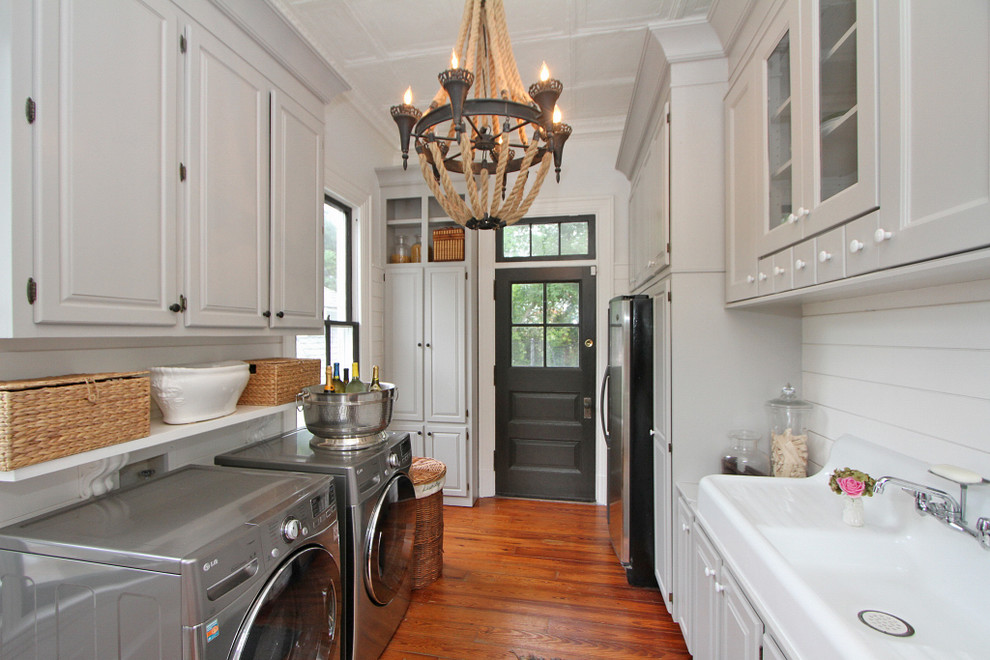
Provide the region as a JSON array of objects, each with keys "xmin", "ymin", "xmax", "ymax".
[{"xmin": 270, "ymin": 0, "xmax": 715, "ymax": 143}]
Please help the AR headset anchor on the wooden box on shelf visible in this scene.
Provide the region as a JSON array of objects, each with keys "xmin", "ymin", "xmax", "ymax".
[
  {"xmin": 237, "ymin": 358, "xmax": 322, "ymax": 406},
  {"xmin": 0, "ymin": 371, "xmax": 151, "ymax": 471},
  {"xmin": 432, "ymin": 227, "xmax": 465, "ymax": 262}
]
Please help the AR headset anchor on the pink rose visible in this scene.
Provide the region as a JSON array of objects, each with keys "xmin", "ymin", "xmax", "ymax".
[{"xmin": 836, "ymin": 476, "xmax": 865, "ymax": 497}]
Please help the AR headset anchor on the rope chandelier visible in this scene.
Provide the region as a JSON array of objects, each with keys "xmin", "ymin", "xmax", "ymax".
[{"xmin": 390, "ymin": 0, "xmax": 571, "ymax": 230}]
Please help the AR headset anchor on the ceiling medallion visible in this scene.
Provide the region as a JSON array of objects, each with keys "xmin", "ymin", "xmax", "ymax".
[{"xmin": 390, "ymin": 0, "xmax": 571, "ymax": 230}]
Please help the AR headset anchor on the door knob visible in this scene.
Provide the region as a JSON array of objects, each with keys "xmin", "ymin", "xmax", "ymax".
[{"xmin": 584, "ymin": 338, "xmax": 594, "ymax": 348}]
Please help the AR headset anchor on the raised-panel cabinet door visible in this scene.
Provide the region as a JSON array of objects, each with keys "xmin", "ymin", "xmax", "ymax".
[
  {"xmin": 725, "ymin": 64, "xmax": 762, "ymax": 302},
  {"xmin": 424, "ymin": 266, "xmax": 466, "ymax": 423},
  {"xmin": 717, "ymin": 567, "xmax": 764, "ymax": 660},
  {"xmin": 690, "ymin": 522, "xmax": 719, "ymax": 660},
  {"xmin": 877, "ymin": 1, "xmax": 990, "ymax": 268},
  {"xmin": 674, "ymin": 495, "xmax": 694, "ymax": 645},
  {"xmin": 651, "ymin": 280, "xmax": 672, "ymax": 611},
  {"xmin": 427, "ymin": 426, "xmax": 467, "ymax": 498},
  {"xmin": 270, "ymin": 90, "xmax": 324, "ymax": 330},
  {"xmin": 34, "ymin": 0, "xmax": 180, "ymax": 326},
  {"xmin": 384, "ymin": 267, "xmax": 424, "ymax": 420},
  {"xmin": 184, "ymin": 26, "xmax": 269, "ymax": 328}
]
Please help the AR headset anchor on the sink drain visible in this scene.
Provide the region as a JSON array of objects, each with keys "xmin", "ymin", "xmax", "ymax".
[{"xmin": 857, "ymin": 610, "xmax": 915, "ymax": 637}]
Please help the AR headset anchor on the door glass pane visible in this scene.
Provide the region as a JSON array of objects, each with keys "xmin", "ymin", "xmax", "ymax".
[
  {"xmin": 546, "ymin": 326, "xmax": 579, "ymax": 367},
  {"xmin": 511, "ymin": 283, "xmax": 544, "ymax": 324},
  {"xmin": 546, "ymin": 283, "xmax": 579, "ymax": 324},
  {"xmin": 365, "ymin": 475, "xmax": 415, "ymax": 606},
  {"xmin": 531, "ymin": 223, "xmax": 559, "ymax": 257},
  {"xmin": 512, "ymin": 327, "xmax": 545, "ymax": 366},
  {"xmin": 767, "ymin": 31, "xmax": 792, "ymax": 229},
  {"xmin": 819, "ymin": 0, "xmax": 858, "ymax": 202},
  {"xmin": 560, "ymin": 222, "xmax": 588, "ymax": 255},
  {"xmin": 503, "ymin": 224, "xmax": 530, "ymax": 258}
]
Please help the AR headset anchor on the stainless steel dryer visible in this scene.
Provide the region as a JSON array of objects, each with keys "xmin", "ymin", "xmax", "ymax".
[
  {"xmin": 0, "ymin": 465, "xmax": 342, "ymax": 660},
  {"xmin": 215, "ymin": 430, "xmax": 415, "ymax": 660}
]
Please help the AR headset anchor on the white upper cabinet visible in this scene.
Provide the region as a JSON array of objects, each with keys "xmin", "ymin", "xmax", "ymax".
[
  {"xmin": 424, "ymin": 266, "xmax": 467, "ymax": 423},
  {"xmin": 184, "ymin": 26, "xmax": 270, "ymax": 329},
  {"xmin": 875, "ymin": 0, "xmax": 990, "ymax": 268},
  {"xmin": 628, "ymin": 107, "xmax": 670, "ymax": 290},
  {"xmin": 757, "ymin": 0, "xmax": 878, "ymax": 257},
  {"xmin": 269, "ymin": 90, "xmax": 324, "ymax": 330},
  {"xmin": 33, "ymin": 0, "xmax": 181, "ymax": 326}
]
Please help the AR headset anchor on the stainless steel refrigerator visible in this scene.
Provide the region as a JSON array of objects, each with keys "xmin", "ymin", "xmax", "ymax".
[{"xmin": 600, "ymin": 295, "xmax": 655, "ymax": 587}]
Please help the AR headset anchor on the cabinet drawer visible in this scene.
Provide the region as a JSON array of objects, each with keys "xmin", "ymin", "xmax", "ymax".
[
  {"xmin": 845, "ymin": 212, "xmax": 880, "ymax": 277},
  {"xmin": 757, "ymin": 256, "xmax": 774, "ymax": 296},
  {"xmin": 815, "ymin": 228, "xmax": 845, "ymax": 283},
  {"xmin": 791, "ymin": 240, "xmax": 815, "ymax": 289},
  {"xmin": 770, "ymin": 249, "xmax": 793, "ymax": 293}
]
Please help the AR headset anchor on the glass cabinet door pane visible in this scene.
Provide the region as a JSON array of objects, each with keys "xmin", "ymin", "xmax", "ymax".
[
  {"xmin": 819, "ymin": 0, "xmax": 858, "ymax": 202},
  {"xmin": 767, "ymin": 31, "xmax": 793, "ymax": 230}
]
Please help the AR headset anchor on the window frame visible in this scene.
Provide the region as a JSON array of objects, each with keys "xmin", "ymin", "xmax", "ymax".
[
  {"xmin": 322, "ymin": 195, "xmax": 359, "ymax": 366},
  {"xmin": 496, "ymin": 214, "xmax": 596, "ymax": 263}
]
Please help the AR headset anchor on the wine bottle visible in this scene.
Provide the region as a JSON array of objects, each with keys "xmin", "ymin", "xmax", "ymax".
[
  {"xmin": 331, "ymin": 363, "xmax": 345, "ymax": 392},
  {"xmin": 342, "ymin": 367, "xmax": 349, "ymax": 389},
  {"xmin": 324, "ymin": 365, "xmax": 334, "ymax": 392},
  {"xmin": 369, "ymin": 365, "xmax": 382, "ymax": 391},
  {"xmin": 345, "ymin": 362, "xmax": 368, "ymax": 393}
]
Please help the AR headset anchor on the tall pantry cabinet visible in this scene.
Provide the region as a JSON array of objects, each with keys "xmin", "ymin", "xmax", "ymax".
[
  {"xmin": 378, "ymin": 170, "xmax": 478, "ymax": 505},
  {"xmin": 616, "ymin": 25, "xmax": 801, "ymax": 613}
]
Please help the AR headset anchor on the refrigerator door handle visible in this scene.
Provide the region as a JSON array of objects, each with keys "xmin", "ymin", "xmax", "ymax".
[{"xmin": 599, "ymin": 369, "xmax": 610, "ymax": 441}]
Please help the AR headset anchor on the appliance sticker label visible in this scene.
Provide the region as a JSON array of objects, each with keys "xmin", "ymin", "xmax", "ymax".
[{"xmin": 206, "ymin": 619, "xmax": 220, "ymax": 643}]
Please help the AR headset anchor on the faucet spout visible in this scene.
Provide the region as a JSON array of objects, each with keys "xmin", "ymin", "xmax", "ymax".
[{"xmin": 874, "ymin": 475, "xmax": 990, "ymax": 550}]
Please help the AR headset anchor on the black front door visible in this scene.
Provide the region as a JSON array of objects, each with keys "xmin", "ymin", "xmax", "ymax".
[{"xmin": 495, "ymin": 266, "xmax": 597, "ymax": 501}]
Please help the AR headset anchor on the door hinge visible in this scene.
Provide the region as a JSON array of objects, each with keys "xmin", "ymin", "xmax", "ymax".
[
  {"xmin": 179, "ymin": 34, "xmax": 187, "ymax": 54},
  {"xmin": 669, "ymin": 591, "xmax": 674, "ymax": 604},
  {"xmin": 666, "ymin": 109, "xmax": 671, "ymax": 124},
  {"xmin": 25, "ymin": 98, "xmax": 36, "ymax": 124},
  {"xmin": 493, "ymin": 280, "xmax": 496, "ymax": 301},
  {"xmin": 666, "ymin": 241, "xmax": 671, "ymax": 254},
  {"xmin": 179, "ymin": 163, "xmax": 186, "ymax": 181},
  {"xmin": 667, "ymin": 290, "xmax": 672, "ymax": 302},
  {"xmin": 26, "ymin": 277, "xmax": 37, "ymax": 304},
  {"xmin": 668, "ymin": 441, "xmax": 672, "ymax": 454},
  {"xmin": 493, "ymin": 364, "xmax": 496, "ymax": 386},
  {"xmin": 465, "ymin": 271, "xmax": 468, "ymax": 280}
]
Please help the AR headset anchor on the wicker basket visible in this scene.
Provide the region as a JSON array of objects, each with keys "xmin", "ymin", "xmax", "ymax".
[
  {"xmin": 432, "ymin": 227, "xmax": 465, "ymax": 262},
  {"xmin": 410, "ymin": 456, "xmax": 446, "ymax": 589},
  {"xmin": 237, "ymin": 358, "xmax": 321, "ymax": 406},
  {"xmin": 0, "ymin": 371, "xmax": 151, "ymax": 471}
]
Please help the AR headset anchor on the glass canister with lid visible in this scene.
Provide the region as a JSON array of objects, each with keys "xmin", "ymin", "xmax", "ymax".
[
  {"xmin": 767, "ymin": 383, "xmax": 812, "ymax": 478},
  {"xmin": 721, "ymin": 429, "xmax": 770, "ymax": 476}
]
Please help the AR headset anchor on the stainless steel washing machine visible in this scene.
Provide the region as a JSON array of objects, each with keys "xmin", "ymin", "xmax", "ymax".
[
  {"xmin": 0, "ymin": 465, "xmax": 343, "ymax": 660},
  {"xmin": 215, "ymin": 430, "xmax": 415, "ymax": 660}
]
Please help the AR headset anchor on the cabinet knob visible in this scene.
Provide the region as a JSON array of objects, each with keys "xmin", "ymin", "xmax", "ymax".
[
  {"xmin": 773, "ymin": 266, "xmax": 786, "ymax": 277},
  {"xmin": 758, "ymin": 272, "xmax": 768, "ymax": 282},
  {"xmin": 746, "ymin": 275, "xmax": 756, "ymax": 284},
  {"xmin": 704, "ymin": 567, "xmax": 716, "ymax": 578},
  {"xmin": 874, "ymin": 228, "xmax": 893, "ymax": 243},
  {"xmin": 849, "ymin": 239, "xmax": 865, "ymax": 254},
  {"xmin": 786, "ymin": 213, "xmax": 798, "ymax": 224},
  {"xmin": 276, "ymin": 311, "xmax": 285, "ymax": 318},
  {"xmin": 714, "ymin": 582, "xmax": 726, "ymax": 594},
  {"xmin": 262, "ymin": 310, "xmax": 271, "ymax": 318},
  {"xmin": 168, "ymin": 303, "xmax": 181, "ymax": 313},
  {"xmin": 795, "ymin": 259, "xmax": 807, "ymax": 270},
  {"xmin": 425, "ymin": 343, "xmax": 431, "ymax": 348},
  {"xmin": 427, "ymin": 431, "xmax": 433, "ymax": 437},
  {"xmin": 797, "ymin": 207, "xmax": 809, "ymax": 218},
  {"xmin": 818, "ymin": 250, "xmax": 832, "ymax": 263},
  {"xmin": 417, "ymin": 342, "xmax": 423, "ymax": 347},
  {"xmin": 681, "ymin": 523, "xmax": 690, "ymax": 533}
]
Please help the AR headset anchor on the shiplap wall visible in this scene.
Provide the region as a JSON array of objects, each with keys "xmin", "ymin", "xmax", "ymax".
[{"xmin": 801, "ymin": 279, "xmax": 990, "ymax": 480}]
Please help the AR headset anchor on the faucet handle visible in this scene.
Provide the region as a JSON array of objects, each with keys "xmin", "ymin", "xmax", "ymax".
[
  {"xmin": 977, "ymin": 518, "xmax": 990, "ymax": 550},
  {"xmin": 929, "ymin": 464, "xmax": 987, "ymax": 485}
]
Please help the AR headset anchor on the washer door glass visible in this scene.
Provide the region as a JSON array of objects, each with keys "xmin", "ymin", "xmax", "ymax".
[
  {"xmin": 230, "ymin": 545, "xmax": 340, "ymax": 660},
  {"xmin": 365, "ymin": 472, "xmax": 416, "ymax": 605}
]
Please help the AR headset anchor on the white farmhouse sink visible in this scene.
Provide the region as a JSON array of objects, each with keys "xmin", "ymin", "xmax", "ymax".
[{"xmin": 697, "ymin": 435, "xmax": 990, "ymax": 659}]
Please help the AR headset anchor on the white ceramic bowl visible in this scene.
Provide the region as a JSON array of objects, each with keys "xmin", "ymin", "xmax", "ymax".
[{"xmin": 149, "ymin": 360, "xmax": 251, "ymax": 424}]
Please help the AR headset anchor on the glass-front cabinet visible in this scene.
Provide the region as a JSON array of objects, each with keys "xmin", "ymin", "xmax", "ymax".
[{"xmin": 759, "ymin": 0, "xmax": 877, "ymax": 256}]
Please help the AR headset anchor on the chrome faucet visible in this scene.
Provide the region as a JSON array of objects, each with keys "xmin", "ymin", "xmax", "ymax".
[{"xmin": 874, "ymin": 473, "xmax": 990, "ymax": 550}]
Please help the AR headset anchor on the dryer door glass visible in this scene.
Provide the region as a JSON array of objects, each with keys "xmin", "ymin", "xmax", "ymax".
[
  {"xmin": 364, "ymin": 472, "xmax": 416, "ymax": 605},
  {"xmin": 230, "ymin": 545, "xmax": 341, "ymax": 660}
]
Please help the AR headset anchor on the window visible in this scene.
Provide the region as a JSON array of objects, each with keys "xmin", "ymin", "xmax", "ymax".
[
  {"xmin": 510, "ymin": 281, "xmax": 581, "ymax": 368},
  {"xmin": 296, "ymin": 195, "xmax": 357, "ymax": 382},
  {"xmin": 496, "ymin": 214, "xmax": 595, "ymax": 262}
]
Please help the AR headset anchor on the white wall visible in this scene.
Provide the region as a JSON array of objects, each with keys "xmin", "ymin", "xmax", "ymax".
[{"xmin": 801, "ymin": 279, "xmax": 990, "ymax": 481}]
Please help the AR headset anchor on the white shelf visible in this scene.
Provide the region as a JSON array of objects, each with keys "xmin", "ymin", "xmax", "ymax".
[{"xmin": 0, "ymin": 403, "xmax": 296, "ymax": 482}]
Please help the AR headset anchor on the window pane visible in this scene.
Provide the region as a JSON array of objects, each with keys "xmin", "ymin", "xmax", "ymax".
[
  {"xmin": 324, "ymin": 202, "xmax": 348, "ymax": 321},
  {"xmin": 546, "ymin": 326, "xmax": 579, "ymax": 367},
  {"xmin": 327, "ymin": 324, "xmax": 356, "ymax": 369},
  {"xmin": 560, "ymin": 222, "xmax": 588, "ymax": 255},
  {"xmin": 512, "ymin": 327, "xmax": 544, "ymax": 366},
  {"xmin": 511, "ymin": 283, "xmax": 544, "ymax": 324},
  {"xmin": 531, "ymin": 223, "xmax": 559, "ymax": 257},
  {"xmin": 546, "ymin": 283, "xmax": 579, "ymax": 324},
  {"xmin": 503, "ymin": 225, "xmax": 531, "ymax": 258}
]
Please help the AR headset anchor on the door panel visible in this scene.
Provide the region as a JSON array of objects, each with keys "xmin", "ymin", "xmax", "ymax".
[
  {"xmin": 425, "ymin": 266, "xmax": 466, "ymax": 423},
  {"xmin": 384, "ymin": 268, "xmax": 424, "ymax": 420},
  {"xmin": 495, "ymin": 267, "xmax": 596, "ymax": 501}
]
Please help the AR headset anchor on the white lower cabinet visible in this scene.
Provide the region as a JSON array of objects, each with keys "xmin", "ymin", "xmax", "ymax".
[
  {"xmin": 388, "ymin": 421, "xmax": 469, "ymax": 502},
  {"xmin": 679, "ymin": 490, "xmax": 788, "ymax": 660}
]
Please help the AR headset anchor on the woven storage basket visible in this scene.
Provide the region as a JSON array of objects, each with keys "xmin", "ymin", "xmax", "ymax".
[
  {"xmin": 410, "ymin": 456, "xmax": 446, "ymax": 589},
  {"xmin": 0, "ymin": 371, "xmax": 150, "ymax": 471},
  {"xmin": 432, "ymin": 227, "xmax": 465, "ymax": 262},
  {"xmin": 237, "ymin": 358, "xmax": 321, "ymax": 406}
]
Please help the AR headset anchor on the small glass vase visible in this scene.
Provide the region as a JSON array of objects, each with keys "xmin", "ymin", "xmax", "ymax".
[{"xmin": 842, "ymin": 495, "xmax": 865, "ymax": 527}]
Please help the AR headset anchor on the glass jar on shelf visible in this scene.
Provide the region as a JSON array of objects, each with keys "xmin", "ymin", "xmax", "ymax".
[
  {"xmin": 410, "ymin": 234, "xmax": 422, "ymax": 263},
  {"xmin": 766, "ymin": 383, "xmax": 812, "ymax": 478},
  {"xmin": 721, "ymin": 430, "xmax": 770, "ymax": 477},
  {"xmin": 390, "ymin": 234, "xmax": 410, "ymax": 264}
]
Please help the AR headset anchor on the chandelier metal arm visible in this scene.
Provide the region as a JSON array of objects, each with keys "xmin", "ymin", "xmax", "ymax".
[{"xmin": 413, "ymin": 98, "xmax": 542, "ymax": 136}]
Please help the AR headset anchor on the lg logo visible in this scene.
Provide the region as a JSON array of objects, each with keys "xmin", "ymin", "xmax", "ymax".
[{"xmin": 203, "ymin": 558, "xmax": 219, "ymax": 572}]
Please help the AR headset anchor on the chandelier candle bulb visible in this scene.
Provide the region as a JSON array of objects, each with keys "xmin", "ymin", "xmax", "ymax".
[{"xmin": 389, "ymin": 87, "xmax": 422, "ymax": 170}]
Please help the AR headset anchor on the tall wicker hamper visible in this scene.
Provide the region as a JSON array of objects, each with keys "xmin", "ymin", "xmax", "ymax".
[
  {"xmin": 237, "ymin": 358, "xmax": 321, "ymax": 406},
  {"xmin": 410, "ymin": 457, "xmax": 446, "ymax": 589},
  {"xmin": 0, "ymin": 371, "xmax": 151, "ymax": 471}
]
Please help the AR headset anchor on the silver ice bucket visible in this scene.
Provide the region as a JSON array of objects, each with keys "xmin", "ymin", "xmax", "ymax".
[{"xmin": 296, "ymin": 383, "xmax": 396, "ymax": 440}]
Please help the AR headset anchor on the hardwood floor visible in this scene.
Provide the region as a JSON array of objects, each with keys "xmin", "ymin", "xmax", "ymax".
[{"xmin": 382, "ymin": 497, "xmax": 690, "ymax": 660}]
